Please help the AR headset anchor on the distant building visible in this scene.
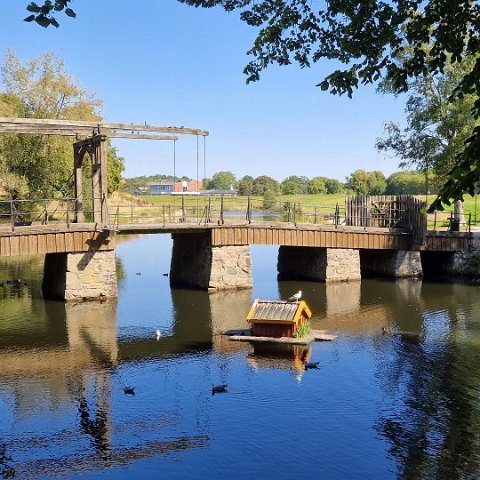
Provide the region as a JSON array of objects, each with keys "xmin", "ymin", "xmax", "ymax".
[{"xmin": 147, "ymin": 179, "xmax": 203, "ymax": 195}]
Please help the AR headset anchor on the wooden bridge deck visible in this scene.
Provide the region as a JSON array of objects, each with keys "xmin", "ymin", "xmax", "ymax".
[{"xmin": 0, "ymin": 222, "xmax": 473, "ymax": 257}]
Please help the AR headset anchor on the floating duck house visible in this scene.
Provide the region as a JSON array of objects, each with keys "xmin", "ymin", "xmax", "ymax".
[{"xmin": 246, "ymin": 300, "xmax": 312, "ymax": 338}]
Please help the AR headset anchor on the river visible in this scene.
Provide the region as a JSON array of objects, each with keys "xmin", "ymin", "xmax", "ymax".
[{"xmin": 0, "ymin": 234, "xmax": 480, "ymax": 479}]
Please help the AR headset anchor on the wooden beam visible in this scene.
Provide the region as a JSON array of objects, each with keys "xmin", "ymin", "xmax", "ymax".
[
  {"xmin": 0, "ymin": 117, "xmax": 208, "ymax": 137},
  {"xmin": 108, "ymin": 133, "xmax": 178, "ymax": 140},
  {"xmin": 0, "ymin": 127, "xmax": 178, "ymax": 140}
]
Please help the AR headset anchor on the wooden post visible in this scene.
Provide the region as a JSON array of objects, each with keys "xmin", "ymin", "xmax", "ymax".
[
  {"xmin": 181, "ymin": 195, "xmax": 186, "ymax": 222},
  {"xmin": 314, "ymin": 207, "xmax": 317, "ymax": 224},
  {"xmin": 9, "ymin": 198, "xmax": 14, "ymax": 232},
  {"xmin": 74, "ymin": 146, "xmax": 84, "ymax": 223},
  {"xmin": 220, "ymin": 195, "xmax": 224, "ymax": 225},
  {"xmin": 99, "ymin": 136, "xmax": 109, "ymax": 225}
]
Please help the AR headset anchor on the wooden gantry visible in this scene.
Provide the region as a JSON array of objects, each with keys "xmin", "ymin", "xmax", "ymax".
[{"xmin": 0, "ymin": 117, "xmax": 209, "ymax": 225}]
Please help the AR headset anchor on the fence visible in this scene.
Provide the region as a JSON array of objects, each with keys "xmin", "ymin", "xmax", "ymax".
[
  {"xmin": 0, "ymin": 196, "xmax": 95, "ymax": 231},
  {"xmin": 108, "ymin": 195, "xmax": 347, "ymax": 228},
  {"xmin": 0, "ymin": 194, "xmax": 474, "ymax": 237}
]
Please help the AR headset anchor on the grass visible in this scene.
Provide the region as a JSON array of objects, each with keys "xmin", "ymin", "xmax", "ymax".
[{"xmin": 295, "ymin": 320, "xmax": 312, "ymax": 338}]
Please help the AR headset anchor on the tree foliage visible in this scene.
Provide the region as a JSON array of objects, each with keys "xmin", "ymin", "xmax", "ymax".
[
  {"xmin": 238, "ymin": 175, "xmax": 254, "ymax": 196},
  {"xmin": 251, "ymin": 175, "xmax": 280, "ymax": 196},
  {"xmin": 24, "ymin": 0, "xmax": 75, "ymax": 28},
  {"xmin": 0, "ymin": 51, "xmax": 124, "ymax": 198},
  {"xmin": 281, "ymin": 175, "xmax": 309, "ymax": 195},
  {"xmin": 377, "ymin": 54, "xmax": 478, "ymax": 203},
  {"xmin": 207, "ymin": 170, "xmax": 237, "ymax": 190},
  {"xmin": 347, "ymin": 170, "xmax": 387, "ymax": 195},
  {"xmin": 386, "ymin": 171, "xmax": 430, "ymax": 195}
]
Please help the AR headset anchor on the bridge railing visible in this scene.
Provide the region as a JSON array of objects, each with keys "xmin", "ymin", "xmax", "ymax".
[
  {"xmin": 0, "ymin": 196, "xmax": 98, "ymax": 231},
  {"xmin": 108, "ymin": 195, "xmax": 350, "ymax": 227},
  {"xmin": 1, "ymin": 194, "xmax": 474, "ymax": 235}
]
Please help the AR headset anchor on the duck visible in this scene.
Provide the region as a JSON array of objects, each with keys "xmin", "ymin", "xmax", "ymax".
[
  {"xmin": 123, "ymin": 385, "xmax": 135, "ymax": 395},
  {"xmin": 211, "ymin": 384, "xmax": 227, "ymax": 395},
  {"xmin": 304, "ymin": 361, "xmax": 319, "ymax": 370},
  {"xmin": 382, "ymin": 326, "xmax": 392, "ymax": 336}
]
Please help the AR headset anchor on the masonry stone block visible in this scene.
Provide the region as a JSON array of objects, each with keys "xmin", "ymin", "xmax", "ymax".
[
  {"xmin": 43, "ymin": 250, "xmax": 118, "ymax": 301},
  {"xmin": 361, "ymin": 249, "xmax": 423, "ymax": 278},
  {"xmin": 170, "ymin": 232, "xmax": 253, "ymax": 292},
  {"xmin": 277, "ymin": 246, "xmax": 361, "ymax": 282}
]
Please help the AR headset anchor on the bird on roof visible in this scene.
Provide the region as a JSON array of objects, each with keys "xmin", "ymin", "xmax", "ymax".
[
  {"xmin": 288, "ymin": 290, "xmax": 302, "ymax": 302},
  {"xmin": 212, "ymin": 384, "xmax": 227, "ymax": 395}
]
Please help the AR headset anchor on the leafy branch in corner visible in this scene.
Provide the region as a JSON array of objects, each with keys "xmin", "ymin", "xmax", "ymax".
[{"xmin": 24, "ymin": 0, "xmax": 75, "ymax": 28}]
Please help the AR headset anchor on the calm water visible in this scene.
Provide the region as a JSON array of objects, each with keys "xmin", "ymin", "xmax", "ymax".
[{"xmin": 1, "ymin": 234, "xmax": 480, "ymax": 479}]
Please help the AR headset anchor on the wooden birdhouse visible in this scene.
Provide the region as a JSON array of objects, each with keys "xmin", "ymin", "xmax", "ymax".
[{"xmin": 246, "ymin": 300, "xmax": 312, "ymax": 338}]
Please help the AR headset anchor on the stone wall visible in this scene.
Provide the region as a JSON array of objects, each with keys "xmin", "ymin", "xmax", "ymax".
[
  {"xmin": 277, "ymin": 246, "xmax": 361, "ymax": 282},
  {"xmin": 170, "ymin": 232, "xmax": 253, "ymax": 292},
  {"xmin": 361, "ymin": 249, "xmax": 423, "ymax": 277},
  {"xmin": 43, "ymin": 250, "xmax": 118, "ymax": 301}
]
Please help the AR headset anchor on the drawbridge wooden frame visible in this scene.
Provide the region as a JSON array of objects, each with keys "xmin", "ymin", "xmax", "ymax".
[{"xmin": 0, "ymin": 117, "xmax": 209, "ymax": 224}]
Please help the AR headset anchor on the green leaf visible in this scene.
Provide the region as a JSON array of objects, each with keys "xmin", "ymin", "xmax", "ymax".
[
  {"xmin": 65, "ymin": 8, "xmax": 76, "ymax": 17},
  {"xmin": 24, "ymin": 14, "xmax": 36, "ymax": 22},
  {"xmin": 50, "ymin": 17, "xmax": 60, "ymax": 28},
  {"xmin": 35, "ymin": 15, "xmax": 50, "ymax": 27},
  {"xmin": 26, "ymin": 4, "xmax": 41, "ymax": 12}
]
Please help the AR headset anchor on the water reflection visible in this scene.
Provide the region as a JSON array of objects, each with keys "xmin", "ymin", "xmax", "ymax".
[
  {"xmin": 371, "ymin": 281, "xmax": 480, "ymax": 479},
  {"xmin": 2, "ymin": 238, "xmax": 480, "ymax": 479}
]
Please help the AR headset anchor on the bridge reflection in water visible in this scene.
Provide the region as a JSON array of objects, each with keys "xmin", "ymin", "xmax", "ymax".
[{"xmin": 1, "ymin": 260, "xmax": 480, "ymax": 478}]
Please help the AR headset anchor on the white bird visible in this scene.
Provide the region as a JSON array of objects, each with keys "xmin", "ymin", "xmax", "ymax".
[
  {"xmin": 288, "ymin": 290, "xmax": 302, "ymax": 302},
  {"xmin": 156, "ymin": 329, "xmax": 161, "ymax": 340}
]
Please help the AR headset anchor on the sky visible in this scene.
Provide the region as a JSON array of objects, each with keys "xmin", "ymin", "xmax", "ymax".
[{"xmin": 1, "ymin": 1, "xmax": 408, "ymax": 183}]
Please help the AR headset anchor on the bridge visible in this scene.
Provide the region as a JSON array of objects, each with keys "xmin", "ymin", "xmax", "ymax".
[{"xmin": 0, "ymin": 117, "xmax": 475, "ymax": 300}]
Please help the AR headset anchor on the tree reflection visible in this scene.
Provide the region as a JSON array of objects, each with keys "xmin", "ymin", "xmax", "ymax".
[{"xmin": 375, "ymin": 283, "xmax": 480, "ymax": 479}]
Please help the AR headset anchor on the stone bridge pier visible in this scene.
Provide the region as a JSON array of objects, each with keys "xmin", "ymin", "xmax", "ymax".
[
  {"xmin": 42, "ymin": 232, "xmax": 118, "ymax": 301},
  {"xmin": 170, "ymin": 232, "xmax": 253, "ymax": 292},
  {"xmin": 277, "ymin": 246, "xmax": 362, "ymax": 282}
]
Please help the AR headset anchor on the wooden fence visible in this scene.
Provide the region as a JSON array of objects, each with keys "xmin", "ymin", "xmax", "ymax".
[{"xmin": 346, "ymin": 195, "xmax": 427, "ymax": 246}]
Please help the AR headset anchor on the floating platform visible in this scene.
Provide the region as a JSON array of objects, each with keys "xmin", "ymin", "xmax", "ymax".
[{"xmin": 225, "ymin": 329, "xmax": 337, "ymax": 345}]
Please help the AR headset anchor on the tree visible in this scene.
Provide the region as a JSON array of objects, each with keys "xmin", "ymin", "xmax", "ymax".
[
  {"xmin": 26, "ymin": 1, "xmax": 480, "ymax": 206},
  {"xmin": 308, "ymin": 176, "xmax": 344, "ymax": 194},
  {"xmin": 386, "ymin": 171, "xmax": 431, "ymax": 195},
  {"xmin": 238, "ymin": 175, "xmax": 254, "ymax": 196},
  {"xmin": 281, "ymin": 175, "xmax": 309, "ymax": 195},
  {"xmin": 347, "ymin": 170, "xmax": 386, "ymax": 195},
  {"xmin": 252, "ymin": 175, "xmax": 280, "ymax": 196},
  {"xmin": 107, "ymin": 146, "xmax": 125, "ymax": 194},
  {"xmin": 262, "ymin": 185, "xmax": 276, "ymax": 210},
  {"xmin": 208, "ymin": 171, "xmax": 237, "ymax": 190},
  {"xmin": 0, "ymin": 51, "xmax": 124, "ymax": 198},
  {"xmin": 376, "ymin": 54, "xmax": 478, "ymax": 201},
  {"xmin": 308, "ymin": 177, "xmax": 327, "ymax": 195},
  {"xmin": 324, "ymin": 178, "xmax": 344, "ymax": 194}
]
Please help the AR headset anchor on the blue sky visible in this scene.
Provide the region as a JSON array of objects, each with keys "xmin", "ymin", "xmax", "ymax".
[{"xmin": 2, "ymin": 1, "xmax": 407, "ymax": 183}]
